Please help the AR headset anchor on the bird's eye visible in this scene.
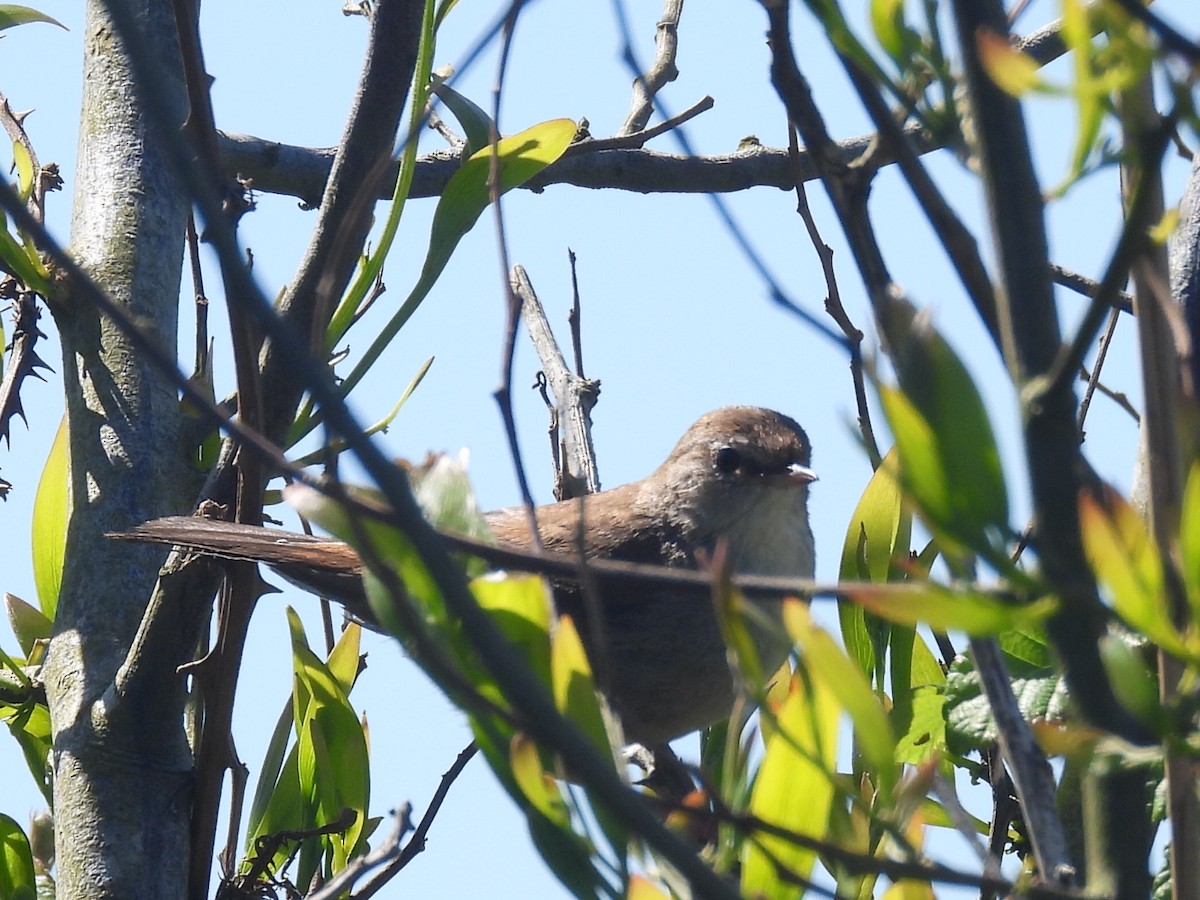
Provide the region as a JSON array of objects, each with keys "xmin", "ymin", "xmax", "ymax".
[{"xmin": 715, "ymin": 446, "xmax": 741, "ymax": 474}]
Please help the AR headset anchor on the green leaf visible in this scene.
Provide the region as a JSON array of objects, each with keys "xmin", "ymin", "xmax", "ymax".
[
  {"xmin": 510, "ymin": 732, "xmax": 568, "ymax": 826},
  {"xmin": 894, "ymin": 684, "xmax": 947, "ymax": 765},
  {"xmin": 784, "ymin": 601, "xmax": 896, "ymax": 797},
  {"xmin": 510, "ymin": 733, "xmax": 607, "ymax": 898},
  {"xmin": 870, "ymin": 0, "xmax": 907, "ymax": 60},
  {"xmin": 338, "ymin": 118, "xmax": 577, "ymax": 398},
  {"xmin": 0, "ymin": 209, "xmax": 50, "ymax": 295},
  {"xmin": 1176, "ymin": 462, "xmax": 1200, "ymax": 624},
  {"xmin": 31, "ymin": 415, "xmax": 67, "ymax": 620},
  {"xmin": 1099, "ymin": 633, "xmax": 1162, "ymax": 730},
  {"xmin": 838, "ymin": 449, "xmax": 909, "ymax": 681},
  {"xmin": 431, "ymin": 79, "xmax": 494, "ymax": 156},
  {"xmin": 0, "ymin": 5, "xmax": 65, "ymax": 31},
  {"xmin": 286, "ymin": 609, "xmax": 369, "ymax": 878},
  {"xmin": 420, "ymin": 118, "xmax": 576, "ymax": 302},
  {"xmin": 407, "ymin": 452, "xmax": 493, "ymax": 545},
  {"xmin": 891, "ymin": 629, "xmax": 946, "ymax": 765},
  {"xmin": 1079, "ymin": 488, "xmax": 1196, "ymax": 662},
  {"xmin": 12, "ymin": 141, "xmax": 33, "ymax": 204},
  {"xmin": 0, "ymin": 699, "xmax": 51, "ymax": 804},
  {"xmin": 880, "ymin": 308, "xmax": 1008, "ymax": 561},
  {"xmin": 245, "ymin": 699, "xmax": 297, "ymax": 847},
  {"xmin": 847, "ymin": 582, "xmax": 1055, "ymax": 636},
  {"xmin": 285, "ymin": 484, "xmax": 447, "ymax": 635},
  {"xmin": 0, "ymin": 813, "xmax": 35, "ymax": 900},
  {"xmin": 742, "ymin": 669, "xmax": 839, "ymax": 898},
  {"xmin": 472, "ymin": 574, "xmax": 552, "ymax": 689},
  {"xmin": 4, "ymin": 593, "xmax": 50, "ymax": 658},
  {"xmin": 944, "ymin": 651, "xmax": 1068, "ymax": 753},
  {"xmin": 550, "ymin": 615, "xmax": 628, "ymax": 865},
  {"xmin": 326, "ymin": 622, "xmax": 362, "ymax": 696}
]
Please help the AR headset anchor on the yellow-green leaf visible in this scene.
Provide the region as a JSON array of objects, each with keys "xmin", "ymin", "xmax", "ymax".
[
  {"xmin": 839, "ymin": 448, "xmax": 909, "ymax": 680},
  {"xmin": 742, "ymin": 669, "xmax": 839, "ymax": 897},
  {"xmin": 1178, "ymin": 462, "xmax": 1200, "ymax": 622},
  {"xmin": 510, "ymin": 732, "xmax": 568, "ymax": 826},
  {"xmin": 31, "ymin": 414, "xmax": 67, "ymax": 619},
  {"xmin": 870, "ymin": 0, "xmax": 906, "ymax": 59},
  {"xmin": 847, "ymin": 582, "xmax": 1055, "ymax": 636},
  {"xmin": 1079, "ymin": 489, "xmax": 1196, "ymax": 661},
  {"xmin": 976, "ymin": 28, "xmax": 1043, "ymax": 96},
  {"xmin": 785, "ymin": 601, "xmax": 895, "ymax": 797},
  {"xmin": 550, "ymin": 614, "xmax": 609, "ymax": 753},
  {"xmin": 0, "ymin": 813, "xmax": 35, "ymax": 900}
]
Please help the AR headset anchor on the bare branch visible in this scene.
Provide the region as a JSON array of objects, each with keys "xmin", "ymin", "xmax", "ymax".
[
  {"xmin": 618, "ymin": 0, "xmax": 684, "ymax": 137},
  {"xmin": 511, "ymin": 265, "xmax": 601, "ymax": 498}
]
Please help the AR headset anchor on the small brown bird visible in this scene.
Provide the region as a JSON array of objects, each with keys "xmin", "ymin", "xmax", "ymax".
[{"xmin": 119, "ymin": 407, "xmax": 816, "ymax": 743}]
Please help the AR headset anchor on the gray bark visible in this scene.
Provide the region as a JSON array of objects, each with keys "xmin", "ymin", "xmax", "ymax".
[{"xmin": 43, "ymin": 0, "xmax": 194, "ymax": 896}]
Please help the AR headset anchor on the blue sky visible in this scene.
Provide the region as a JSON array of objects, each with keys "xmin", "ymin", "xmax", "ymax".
[{"xmin": 0, "ymin": 0, "xmax": 1194, "ymax": 896}]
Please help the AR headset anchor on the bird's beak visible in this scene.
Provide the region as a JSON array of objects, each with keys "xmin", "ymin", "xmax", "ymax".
[{"xmin": 788, "ymin": 463, "xmax": 818, "ymax": 484}]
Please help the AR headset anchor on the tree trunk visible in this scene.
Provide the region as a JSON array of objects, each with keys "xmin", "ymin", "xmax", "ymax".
[{"xmin": 43, "ymin": 0, "xmax": 194, "ymax": 896}]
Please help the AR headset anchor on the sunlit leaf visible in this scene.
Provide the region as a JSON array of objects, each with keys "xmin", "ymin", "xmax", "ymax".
[
  {"xmin": 742, "ymin": 669, "xmax": 839, "ymax": 897},
  {"xmin": 285, "ymin": 609, "xmax": 369, "ymax": 875},
  {"xmin": 245, "ymin": 700, "xmax": 297, "ymax": 847},
  {"xmin": 0, "ymin": 5, "xmax": 64, "ymax": 31},
  {"xmin": 628, "ymin": 876, "xmax": 671, "ymax": 900},
  {"xmin": 839, "ymin": 449, "xmax": 909, "ymax": 681},
  {"xmin": 785, "ymin": 601, "xmax": 896, "ymax": 797},
  {"xmin": 976, "ymin": 28, "xmax": 1043, "ymax": 96},
  {"xmin": 510, "ymin": 732, "xmax": 567, "ymax": 825},
  {"xmin": 3, "ymin": 593, "xmax": 50, "ymax": 659},
  {"xmin": 406, "ymin": 451, "xmax": 493, "ymax": 544},
  {"xmin": 1148, "ymin": 207, "xmax": 1179, "ymax": 246},
  {"xmin": 551, "ymin": 615, "xmax": 608, "ymax": 753},
  {"xmin": 0, "ymin": 209, "xmax": 50, "ymax": 295},
  {"xmin": 870, "ymin": 0, "xmax": 907, "ymax": 60},
  {"xmin": 31, "ymin": 415, "xmax": 67, "ymax": 619},
  {"xmin": 1178, "ymin": 462, "xmax": 1200, "ymax": 623},
  {"xmin": 285, "ymin": 483, "xmax": 447, "ymax": 633},
  {"xmin": 11, "ymin": 141, "xmax": 33, "ymax": 204},
  {"xmin": 1079, "ymin": 488, "xmax": 1196, "ymax": 662},
  {"xmin": 880, "ymin": 308, "xmax": 1008, "ymax": 561},
  {"xmin": 0, "ymin": 813, "xmax": 35, "ymax": 900},
  {"xmin": 511, "ymin": 732, "xmax": 606, "ymax": 897},
  {"xmin": 847, "ymin": 582, "xmax": 1054, "ymax": 636},
  {"xmin": 472, "ymin": 574, "xmax": 552, "ymax": 689},
  {"xmin": 0, "ymin": 699, "xmax": 51, "ymax": 804},
  {"xmin": 893, "ymin": 633, "xmax": 946, "ymax": 765}
]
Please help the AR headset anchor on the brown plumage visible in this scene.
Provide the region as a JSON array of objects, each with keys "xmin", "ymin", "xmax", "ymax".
[{"xmin": 115, "ymin": 407, "xmax": 816, "ymax": 743}]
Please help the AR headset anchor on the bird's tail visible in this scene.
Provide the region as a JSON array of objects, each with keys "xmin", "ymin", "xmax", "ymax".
[{"xmin": 110, "ymin": 516, "xmax": 368, "ymax": 609}]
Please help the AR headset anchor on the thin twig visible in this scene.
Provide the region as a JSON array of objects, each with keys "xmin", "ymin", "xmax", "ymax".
[
  {"xmin": 354, "ymin": 742, "xmax": 481, "ymax": 897},
  {"xmin": 1077, "ymin": 367, "xmax": 1140, "ymax": 421},
  {"xmin": 1050, "ymin": 262, "xmax": 1133, "ymax": 314},
  {"xmin": 785, "ymin": 123, "xmax": 880, "ymax": 468},
  {"xmin": 618, "ymin": 0, "xmax": 684, "ymax": 136},
  {"xmin": 567, "ymin": 249, "xmax": 586, "ymax": 377},
  {"xmin": 1077, "ymin": 307, "xmax": 1121, "ymax": 434},
  {"xmin": 587, "ymin": 96, "xmax": 712, "ymax": 152}
]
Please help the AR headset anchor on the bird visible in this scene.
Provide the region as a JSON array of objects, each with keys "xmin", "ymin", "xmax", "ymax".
[{"xmin": 116, "ymin": 406, "xmax": 817, "ymax": 744}]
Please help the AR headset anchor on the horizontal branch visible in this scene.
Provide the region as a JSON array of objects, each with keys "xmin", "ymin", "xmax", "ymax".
[{"xmin": 218, "ymin": 125, "xmax": 941, "ymax": 204}]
